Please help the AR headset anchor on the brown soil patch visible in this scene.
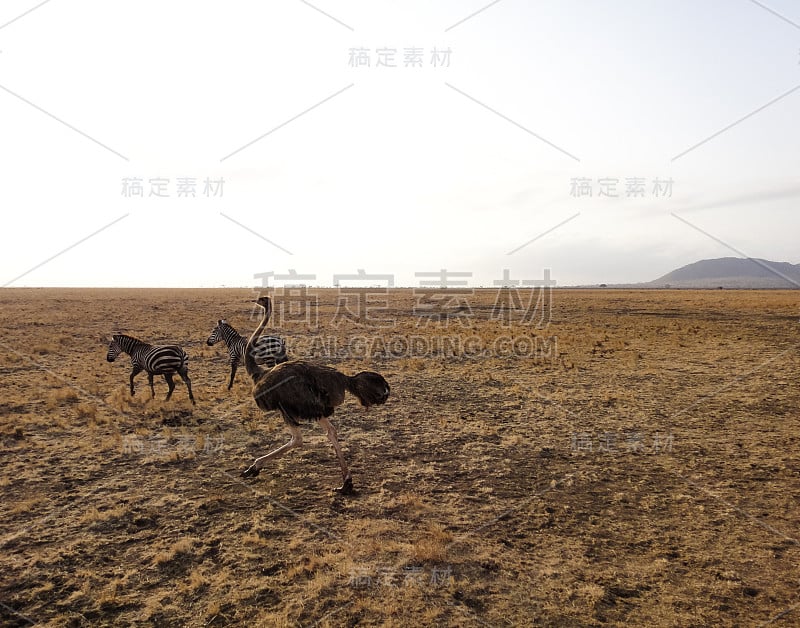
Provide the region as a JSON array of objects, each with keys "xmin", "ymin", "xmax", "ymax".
[{"xmin": 0, "ymin": 288, "xmax": 798, "ymax": 626}]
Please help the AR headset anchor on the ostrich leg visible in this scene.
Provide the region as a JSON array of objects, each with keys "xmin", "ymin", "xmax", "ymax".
[
  {"xmin": 319, "ymin": 417, "xmax": 353, "ymax": 494},
  {"xmin": 242, "ymin": 424, "xmax": 303, "ymax": 478}
]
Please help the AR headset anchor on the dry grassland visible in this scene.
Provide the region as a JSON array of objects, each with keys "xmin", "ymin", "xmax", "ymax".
[{"xmin": 0, "ymin": 288, "xmax": 798, "ymax": 626}]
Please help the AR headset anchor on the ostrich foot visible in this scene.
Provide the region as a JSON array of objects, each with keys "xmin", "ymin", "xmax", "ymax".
[
  {"xmin": 241, "ymin": 464, "xmax": 261, "ymax": 478},
  {"xmin": 334, "ymin": 477, "xmax": 354, "ymax": 495}
]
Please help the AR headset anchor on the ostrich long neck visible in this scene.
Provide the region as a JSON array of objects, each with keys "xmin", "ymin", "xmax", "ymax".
[{"xmin": 245, "ymin": 300, "xmax": 272, "ymax": 381}]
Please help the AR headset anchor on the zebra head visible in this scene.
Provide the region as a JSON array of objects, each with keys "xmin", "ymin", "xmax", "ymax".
[
  {"xmin": 206, "ymin": 320, "xmax": 226, "ymax": 346},
  {"xmin": 106, "ymin": 335, "xmax": 123, "ymax": 362}
]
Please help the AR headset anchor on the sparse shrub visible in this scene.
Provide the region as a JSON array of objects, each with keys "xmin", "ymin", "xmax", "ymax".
[
  {"xmin": 180, "ymin": 568, "xmax": 209, "ymax": 595},
  {"xmin": 153, "ymin": 537, "xmax": 195, "ymax": 566},
  {"xmin": 80, "ymin": 504, "xmax": 129, "ymax": 525},
  {"xmin": 46, "ymin": 387, "xmax": 80, "ymax": 408},
  {"xmin": 76, "ymin": 402, "xmax": 98, "ymax": 420},
  {"xmin": 412, "ymin": 523, "xmax": 452, "ymax": 563}
]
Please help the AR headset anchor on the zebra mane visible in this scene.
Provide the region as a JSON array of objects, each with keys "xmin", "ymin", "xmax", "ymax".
[
  {"xmin": 112, "ymin": 334, "xmax": 152, "ymax": 349},
  {"xmin": 219, "ymin": 320, "xmax": 239, "ymax": 333},
  {"xmin": 113, "ymin": 333, "xmax": 143, "ymax": 342},
  {"xmin": 217, "ymin": 320, "xmax": 244, "ymax": 342}
]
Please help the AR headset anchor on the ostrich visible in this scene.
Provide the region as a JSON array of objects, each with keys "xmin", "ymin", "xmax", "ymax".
[{"xmin": 241, "ymin": 296, "xmax": 390, "ymax": 493}]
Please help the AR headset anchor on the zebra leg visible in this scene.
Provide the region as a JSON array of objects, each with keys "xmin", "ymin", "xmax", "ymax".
[
  {"xmin": 179, "ymin": 367, "xmax": 195, "ymax": 405},
  {"xmin": 163, "ymin": 373, "xmax": 176, "ymax": 401},
  {"xmin": 148, "ymin": 372, "xmax": 156, "ymax": 398},
  {"xmin": 228, "ymin": 360, "xmax": 238, "ymax": 390},
  {"xmin": 129, "ymin": 366, "xmax": 143, "ymax": 396},
  {"xmin": 242, "ymin": 424, "xmax": 302, "ymax": 478}
]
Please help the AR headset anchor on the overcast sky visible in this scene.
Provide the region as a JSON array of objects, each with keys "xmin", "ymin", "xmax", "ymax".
[{"xmin": 1, "ymin": 0, "xmax": 798, "ymax": 287}]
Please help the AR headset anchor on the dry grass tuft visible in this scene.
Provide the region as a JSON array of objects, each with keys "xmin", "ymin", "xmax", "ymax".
[
  {"xmin": 10, "ymin": 497, "xmax": 46, "ymax": 515},
  {"xmin": 46, "ymin": 387, "xmax": 80, "ymax": 408},
  {"xmin": 76, "ymin": 402, "xmax": 98, "ymax": 421},
  {"xmin": 179, "ymin": 568, "xmax": 210, "ymax": 595},
  {"xmin": 412, "ymin": 522, "xmax": 453, "ymax": 563},
  {"xmin": 80, "ymin": 504, "xmax": 129, "ymax": 525},
  {"xmin": 153, "ymin": 537, "xmax": 196, "ymax": 567}
]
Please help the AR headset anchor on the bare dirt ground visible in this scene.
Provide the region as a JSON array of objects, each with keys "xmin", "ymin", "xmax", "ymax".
[{"xmin": 1, "ymin": 288, "xmax": 798, "ymax": 627}]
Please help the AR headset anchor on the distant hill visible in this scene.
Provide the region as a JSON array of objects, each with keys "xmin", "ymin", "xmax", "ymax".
[{"xmin": 648, "ymin": 257, "xmax": 800, "ymax": 289}]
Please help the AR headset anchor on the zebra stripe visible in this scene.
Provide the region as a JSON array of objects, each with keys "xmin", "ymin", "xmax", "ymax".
[
  {"xmin": 107, "ymin": 334, "xmax": 195, "ymax": 403},
  {"xmin": 206, "ymin": 320, "xmax": 287, "ymax": 388}
]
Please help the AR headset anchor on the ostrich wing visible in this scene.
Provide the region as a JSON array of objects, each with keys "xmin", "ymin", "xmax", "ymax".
[{"xmin": 256, "ymin": 362, "xmax": 345, "ymax": 422}]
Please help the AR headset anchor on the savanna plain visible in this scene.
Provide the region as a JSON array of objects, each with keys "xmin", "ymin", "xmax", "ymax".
[{"xmin": 0, "ymin": 288, "xmax": 798, "ymax": 627}]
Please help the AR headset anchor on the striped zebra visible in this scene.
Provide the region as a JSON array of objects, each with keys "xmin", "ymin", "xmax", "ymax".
[
  {"xmin": 206, "ymin": 319, "xmax": 288, "ymax": 389},
  {"xmin": 106, "ymin": 334, "xmax": 195, "ymax": 404}
]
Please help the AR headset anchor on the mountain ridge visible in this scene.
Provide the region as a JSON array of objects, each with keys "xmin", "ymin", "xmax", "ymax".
[{"xmin": 647, "ymin": 257, "xmax": 800, "ymax": 289}]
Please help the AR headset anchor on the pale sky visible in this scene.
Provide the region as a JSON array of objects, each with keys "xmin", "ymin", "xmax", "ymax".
[{"xmin": 1, "ymin": 0, "xmax": 798, "ymax": 287}]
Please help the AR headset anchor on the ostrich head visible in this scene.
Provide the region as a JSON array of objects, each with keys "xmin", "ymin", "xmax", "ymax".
[
  {"xmin": 349, "ymin": 371, "xmax": 391, "ymax": 408},
  {"xmin": 254, "ymin": 296, "xmax": 274, "ymax": 325},
  {"xmin": 255, "ymin": 296, "xmax": 272, "ymax": 311}
]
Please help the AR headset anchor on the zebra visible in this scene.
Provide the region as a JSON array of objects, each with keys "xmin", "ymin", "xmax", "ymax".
[
  {"xmin": 106, "ymin": 334, "xmax": 195, "ymax": 404},
  {"xmin": 206, "ymin": 319, "xmax": 288, "ymax": 389}
]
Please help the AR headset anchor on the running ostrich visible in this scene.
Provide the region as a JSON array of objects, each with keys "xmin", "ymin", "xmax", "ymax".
[{"xmin": 241, "ymin": 296, "xmax": 390, "ymax": 493}]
